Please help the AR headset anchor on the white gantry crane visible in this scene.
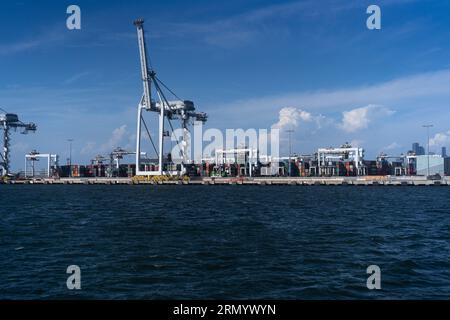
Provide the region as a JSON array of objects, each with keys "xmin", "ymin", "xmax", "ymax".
[
  {"xmin": 107, "ymin": 147, "xmax": 135, "ymax": 177},
  {"xmin": 133, "ymin": 19, "xmax": 207, "ymax": 176},
  {"xmin": 1, "ymin": 108, "xmax": 37, "ymax": 177},
  {"xmin": 25, "ymin": 150, "xmax": 58, "ymax": 178}
]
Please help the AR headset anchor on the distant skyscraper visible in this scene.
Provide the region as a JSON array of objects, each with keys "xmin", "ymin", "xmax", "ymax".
[
  {"xmin": 412, "ymin": 142, "xmax": 425, "ymax": 156},
  {"xmin": 412, "ymin": 142, "xmax": 419, "ymax": 154},
  {"xmin": 443, "ymin": 147, "xmax": 447, "ymax": 158}
]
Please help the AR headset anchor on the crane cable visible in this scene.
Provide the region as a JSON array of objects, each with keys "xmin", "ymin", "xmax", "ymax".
[
  {"xmin": 154, "ymin": 76, "xmax": 182, "ymax": 101},
  {"xmin": 140, "ymin": 115, "xmax": 159, "ymax": 158}
]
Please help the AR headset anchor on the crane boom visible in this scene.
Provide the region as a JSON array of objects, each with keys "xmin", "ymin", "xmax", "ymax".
[{"xmin": 134, "ymin": 19, "xmax": 153, "ymax": 110}]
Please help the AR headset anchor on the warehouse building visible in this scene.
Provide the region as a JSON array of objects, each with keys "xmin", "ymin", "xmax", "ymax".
[{"xmin": 415, "ymin": 155, "xmax": 450, "ymax": 176}]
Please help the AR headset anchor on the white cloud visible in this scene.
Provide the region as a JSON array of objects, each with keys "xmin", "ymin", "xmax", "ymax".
[
  {"xmin": 271, "ymin": 107, "xmax": 313, "ymax": 130},
  {"xmin": 165, "ymin": 0, "xmax": 418, "ymax": 48},
  {"xmin": 430, "ymin": 131, "xmax": 450, "ymax": 147},
  {"xmin": 350, "ymin": 139, "xmax": 364, "ymax": 147},
  {"xmin": 216, "ymin": 69, "xmax": 450, "ymax": 121},
  {"xmin": 80, "ymin": 141, "xmax": 96, "ymax": 155},
  {"xmin": 167, "ymin": 1, "xmax": 315, "ymax": 47},
  {"xmin": 0, "ymin": 25, "xmax": 65, "ymax": 56},
  {"xmin": 339, "ymin": 104, "xmax": 395, "ymax": 133},
  {"xmin": 383, "ymin": 142, "xmax": 402, "ymax": 151},
  {"xmin": 100, "ymin": 125, "xmax": 128, "ymax": 152},
  {"xmin": 0, "ymin": 39, "xmax": 42, "ymax": 56},
  {"xmin": 63, "ymin": 72, "xmax": 91, "ymax": 85},
  {"xmin": 80, "ymin": 125, "xmax": 131, "ymax": 158}
]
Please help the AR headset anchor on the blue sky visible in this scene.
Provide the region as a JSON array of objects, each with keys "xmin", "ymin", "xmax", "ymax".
[{"xmin": 2, "ymin": 0, "xmax": 450, "ymax": 170}]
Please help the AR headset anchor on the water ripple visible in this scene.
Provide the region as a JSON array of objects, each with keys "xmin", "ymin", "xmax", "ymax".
[{"xmin": 1, "ymin": 185, "xmax": 449, "ymax": 299}]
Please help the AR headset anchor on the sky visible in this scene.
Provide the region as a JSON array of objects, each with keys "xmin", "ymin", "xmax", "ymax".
[{"xmin": 2, "ymin": 0, "xmax": 450, "ymax": 170}]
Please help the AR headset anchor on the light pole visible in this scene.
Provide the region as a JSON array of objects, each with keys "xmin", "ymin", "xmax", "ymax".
[
  {"xmin": 422, "ymin": 125, "xmax": 433, "ymax": 178},
  {"xmin": 286, "ymin": 129, "xmax": 294, "ymax": 177},
  {"xmin": 68, "ymin": 139, "xmax": 73, "ymax": 177}
]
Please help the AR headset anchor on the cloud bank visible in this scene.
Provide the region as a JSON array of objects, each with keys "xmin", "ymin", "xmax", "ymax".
[{"xmin": 339, "ymin": 105, "xmax": 395, "ymax": 133}]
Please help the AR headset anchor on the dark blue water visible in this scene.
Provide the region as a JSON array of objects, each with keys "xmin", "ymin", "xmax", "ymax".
[{"xmin": 1, "ymin": 185, "xmax": 450, "ymax": 299}]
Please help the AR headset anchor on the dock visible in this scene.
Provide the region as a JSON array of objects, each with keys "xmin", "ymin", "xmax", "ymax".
[{"xmin": 2, "ymin": 176, "xmax": 449, "ymax": 186}]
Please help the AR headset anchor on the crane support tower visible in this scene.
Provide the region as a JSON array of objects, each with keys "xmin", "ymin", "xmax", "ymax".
[
  {"xmin": 0, "ymin": 108, "xmax": 37, "ymax": 177},
  {"xmin": 133, "ymin": 19, "xmax": 207, "ymax": 176}
]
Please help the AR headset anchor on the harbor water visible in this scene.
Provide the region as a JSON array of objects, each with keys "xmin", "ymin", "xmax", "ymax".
[{"xmin": 1, "ymin": 185, "xmax": 449, "ymax": 299}]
